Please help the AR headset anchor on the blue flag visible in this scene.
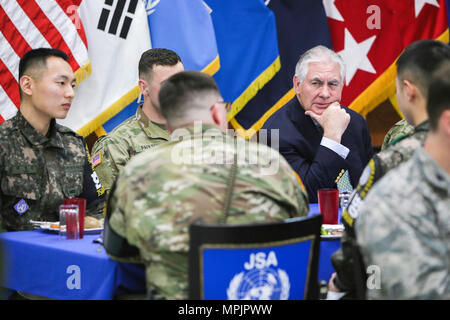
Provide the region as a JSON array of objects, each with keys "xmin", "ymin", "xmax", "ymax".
[
  {"xmin": 205, "ymin": 0, "xmax": 280, "ymax": 135},
  {"xmin": 221, "ymin": 0, "xmax": 333, "ymax": 137},
  {"xmin": 147, "ymin": 0, "xmax": 219, "ymax": 74},
  {"xmin": 100, "ymin": 0, "xmax": 219, "ymax": 135}
]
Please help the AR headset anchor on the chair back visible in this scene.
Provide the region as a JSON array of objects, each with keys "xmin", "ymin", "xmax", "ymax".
[{"xmin": 188, "ymin": 214, "xmax": 322, "ymax": 300}]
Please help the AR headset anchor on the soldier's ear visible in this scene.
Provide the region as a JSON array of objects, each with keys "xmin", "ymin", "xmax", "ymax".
[
  {"xmin": 210, "ymin": 103, "xmax": 220, "ymax": 125},
  {"xmin": 403, "ymin": 80, "xmax": 418, "ymax": 101},
  {"xmin": 19, "ymin": 75, "xmax": 33, "ymax": 96},
  {"xmin": 210, "ymin": 103, "xmax": 227, "ymax": 131},
  {"xmin": 138, "ymin": 79, "xmax": 148, "ymax": 96},
  {"xmin": 440, "ymin": 109, "xmax": 450, "ymax": 137}
]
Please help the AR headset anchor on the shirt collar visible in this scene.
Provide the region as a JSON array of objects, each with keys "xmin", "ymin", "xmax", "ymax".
[
  {"xmin": 16, "ymin": 112, "xmax": 65, "ymax": 149},
  {"xmin": 414, "ymin": 119, "xmax": 429, "ymax": 132},
  {"xmin": 182, "ymin": 123, "xmax": 223, "ymax": 136},
  {"xmin": 136, "ymin": 105, "xmax": 170, "ymax": 140}
]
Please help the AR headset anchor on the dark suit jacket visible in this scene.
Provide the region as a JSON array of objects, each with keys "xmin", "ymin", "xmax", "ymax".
[{"xmin": 262, "ymin": 98, "xmax": 373, "ymax": 202}]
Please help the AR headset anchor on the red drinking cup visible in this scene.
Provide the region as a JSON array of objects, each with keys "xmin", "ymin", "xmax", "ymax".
[
  {"xmin": 59, "ymin": 204, "xmax": 79, "ymax": 240},
  {"xmin": 65, "ymin": 210, "xmax": 79, "ymax": 240},
  {"xmin": 64, "ymin": 198, "xmax": 86, "ymax": 239},
  {"xmin": 317, "ymin": 188, "xmax": 339, "ymax": 224}
]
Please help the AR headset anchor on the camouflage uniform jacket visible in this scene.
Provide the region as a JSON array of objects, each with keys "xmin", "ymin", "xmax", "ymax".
[
  {"xmin": 331, "ymin": 120, "xmax": 429, "ymax": 295},
  {"xmin": 108, "ymin": 124, "xmax": 309, "ymax": 299},
  {"xmin": 0, "ymin": 112, "xmax": 105, "ymax": 232},
  {"xmin": 91, "ymin": 105, "xmax": 170, "ymax": 194},
  {"xmin": 376, "ymin": 120, "xmax": 429, "ymax": 174},
  {"xmin": 356, "ymin": 147, "xmax": 450, "ymax": 299},
  {"xmin": 381, "ymin": 118, "xmax": 415, "ymax": 151}
]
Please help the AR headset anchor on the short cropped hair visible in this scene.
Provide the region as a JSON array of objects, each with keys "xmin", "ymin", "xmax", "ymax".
[
  {"xmin": 295, "ymin": 45, "xmax": 346, "ymax": 84},
  {"xmin": 427, "ymin": 61, "xmax": 450, "ymax": 130},
  {"xmin": 138, "ymin": 48, "xmax": 182, "ymax": 81},
  {"xmin": 396, "ymin": 39, "xmax": 450, "ymax": 99},
  {"xmin": 18, "ymin": 48, "xmax": 69, "ymax": 97},
  {"xmin": 159, "ymin": 71, "xmax": 219, "ymax": 124}
]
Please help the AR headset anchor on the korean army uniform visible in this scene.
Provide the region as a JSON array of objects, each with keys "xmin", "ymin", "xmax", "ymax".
[
  {"xmin": 342, "ymin": 119, "xmax": 429, "ymax": 230},
  {"xmin": 331, "ymin": 120, "xmax": 429, "ymax": 295},
  {"xmin": 356, "ymin": 147, "xmax": 450, "ymax": 299},
  {"xmin": 0, "ymin": 112, "xmax": 105, "ymax": 232},
  {"xmin": 381, "ymin": 118, "xmax": 415, "ymax": 151}
]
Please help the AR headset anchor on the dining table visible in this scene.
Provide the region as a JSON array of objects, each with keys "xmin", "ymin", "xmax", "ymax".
[
  {"xmin": 309, "ymin": 203, "xmax": 342, "ymax": 284},
  {"xmin": 0, "ymin": 203, "xmax": 341, "ymax": 299}
]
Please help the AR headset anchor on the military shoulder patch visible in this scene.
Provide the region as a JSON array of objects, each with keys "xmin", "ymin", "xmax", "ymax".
[
  {"xmin": 14, "ymin": 199, "xmax": 29, "ymax": 216},
  {"xmin": 358, "ymin": 163, "xmax": 371, "ymax": 187},
  {"xmin": 342, "ymin": 191, "xmax": 362, "ymax": 228},
  {"xmin": 92, "ymin": 153, "xmax": 102, "ymax": 168},
  {"xmin": 342, "ymin": 156, "xmax": 383, "ymax": 229}
]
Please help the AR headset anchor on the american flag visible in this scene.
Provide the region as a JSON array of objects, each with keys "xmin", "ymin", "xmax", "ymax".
[{"xmin": 0, "ymin": 0, "xmax": 89, "ymax": 123}]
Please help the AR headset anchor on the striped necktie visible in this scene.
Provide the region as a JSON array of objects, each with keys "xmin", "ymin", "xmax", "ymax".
[{"xmin": 336, "ymin": 170, "xmax": 353, "ymax": 192}]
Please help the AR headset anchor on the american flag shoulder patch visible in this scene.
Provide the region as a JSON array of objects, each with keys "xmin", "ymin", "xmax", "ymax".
[{"xmin": 92, "ymin": 153, "xmax": 102, "ymax": 168}]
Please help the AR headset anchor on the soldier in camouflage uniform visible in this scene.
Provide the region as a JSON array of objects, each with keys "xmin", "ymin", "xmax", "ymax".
[
  {"xmin": 381, "ymin": 118, "xmax": 415, "ymax": 151},
  {"xmin": 0, "ymin": 48, "xmax": 105, "ymax": 232},
  {"xmin": 355, "ymin": 64, "xmax": 450, "ymax": 299},
  {"xmin": 328, "ymin": 40, "xmax": 450, "ymax": 298},
  {"xmin": 91, "ymin": 49, "xmax": 184, "ymax": 198},
  {"xmin": 106, "ymin": 71, "xmax": 309, "ymax": 299}
]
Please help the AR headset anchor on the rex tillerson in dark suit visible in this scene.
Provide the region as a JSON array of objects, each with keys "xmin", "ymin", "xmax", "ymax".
[{"xmin": 262, "ymin": 46, "xmax": 373, "ymax": 202}]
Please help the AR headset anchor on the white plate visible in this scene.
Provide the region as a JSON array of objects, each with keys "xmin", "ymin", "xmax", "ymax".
[
  {"xmin": 321, "ymin": 224, "xmax": 344, "ymax": 239},
  {"xmin": 321, "ymin": 234, "xmax": 342, "ymax": 239},
  {"xmin": 82, "ymin": 228, "xmax": 103, "ymax": 235},
  {"xmin": 37, "ymin": 224, "xmax": 103, "ymax": 234},
  {"xmin": 322, "ymin": 224, "xmax": 344, "ymax": 230}
]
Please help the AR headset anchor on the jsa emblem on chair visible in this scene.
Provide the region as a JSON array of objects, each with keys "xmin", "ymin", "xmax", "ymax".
[{"xmin": 227, "ymin": 251, "xmax": 290, "ymax": 300}]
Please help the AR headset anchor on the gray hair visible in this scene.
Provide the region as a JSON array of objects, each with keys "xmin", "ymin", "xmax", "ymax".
[{"xmin": 295, "ymin": 45, "xmax": 346, "ymax": 84}]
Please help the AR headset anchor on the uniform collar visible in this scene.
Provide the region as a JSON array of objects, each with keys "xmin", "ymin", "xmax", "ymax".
[
  {"xmin": 136, "ymin": 105, "xmax": 170, "ymax": 140},
  {"xmin": 170, "ymin": 123, "xmax": 224, "ymax": 143},
  {"xmin": 16, "ymin": 111, "xmax": 64, "ymax": 149},
  {"xmin": 414, "ymin": 119, "xmax": 429, "ymax": 132},
  {"xmin": 415, "ymin": 147, "xmax": 450, "ymax": 195},
  {"xmin": 183, "ymin": 123, "xmax": 223, "ymax": 137}
]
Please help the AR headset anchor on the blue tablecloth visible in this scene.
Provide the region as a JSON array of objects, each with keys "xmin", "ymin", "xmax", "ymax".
[
  {"xmin": 0, "ymin": 204, "xmax": 340, "ymax": 299},
  {"xmin": 0, "ymin": 231, "xmax": 145, "ymax": 300}
]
